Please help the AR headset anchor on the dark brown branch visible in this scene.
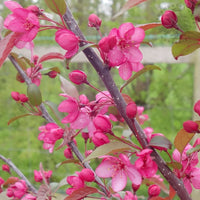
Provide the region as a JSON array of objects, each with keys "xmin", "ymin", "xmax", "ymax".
[{"xmin": 63, "ymin": 5, "xmax": 191, "ymax": 200}]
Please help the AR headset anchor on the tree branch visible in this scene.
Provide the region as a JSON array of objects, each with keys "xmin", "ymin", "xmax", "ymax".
[{"xmin": 63, "ymin": 5, "xmax": 191, "ymax": 200}]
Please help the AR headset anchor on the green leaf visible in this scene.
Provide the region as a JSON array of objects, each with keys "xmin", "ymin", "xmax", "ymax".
[
  {"xmin": 120, "ymin": 65, "xmax": 161, "ymax": 92},
  {"xmin": 83, "ymin": 140, "xmax": 132, "ymax": 162},
  {"xmin": 174, "ymin": 128, "xmax": 195, "ymax": 154},
  {"xmin": 44, "ymin": 0, "xmax": 67, "ymax": 15},
  {"xmin": 172, "ymin": 31, "xmax": 200, "ymax": 59},
  {"xmin": 64, "ymin": 186, "xmax": 99, "ymax": 200},
  {"xmin": 186, "ymin": 144, "xmax": 200, "ymax": 155},
  {"xmin": 149, "ymin": 135, "xmax": 172, "ymax": 150},
  {"xmin": 56, "ymin": 159, "xmax": 80, "ymax": 168},
  {"xmin": 8, "ymin": 113, "xmax": 33, "ymax": 125},
  {"xmin": 27, "ymin": 84, "xmax": 42, "ymax": 106}
]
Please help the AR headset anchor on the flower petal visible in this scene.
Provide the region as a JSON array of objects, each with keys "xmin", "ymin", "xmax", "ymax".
[
  {"xmin": 95, "ymin": 159, "xmax": 114, "ymax": 178},
  {"xmin": 112, "ymin": 170, "xmax": 127, "ymax": 192}
]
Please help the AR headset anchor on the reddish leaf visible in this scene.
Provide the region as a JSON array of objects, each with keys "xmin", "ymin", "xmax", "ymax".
[
  {"xmin": 64, "ymin": 186, "xmax": 99, "ymax": 200},
  {"xmin": 149, "ymin": 135, "xmax": 172, "ymax": 150},
  {"xmin": 8, "ymin": 113, "xmax": 34, "ymax": 125},
  {"xmin": 3, "ymin": 177, "xmax": 19, "ymax": 187},
  {"xmin": 174, "ymin": 128, "xmax": 195, "ymax": 154},
  {"xmin": 169, "ymin": 185, "xmax": 176, "ymax": 199},
  {"xmin": 0, "ymin": 32, "xmax": 20, "ymax": 67},
  {"xmin": 39, "ymin": 52, "xmax": 65, "ymax": 63},
  {"xmin": 112, "ymin": 0, "xmax": 147, "ymax": 19},
  {"xmin": 44, "ymin": 0, "xmax": 67, "ymax": 15},
  {"xmin": 121, "ymin": 93, "xmax": 133, "ymax": 104},
  {"xmin": 138, "ymin": 22, "xmax": 162, "ymax": 31}
]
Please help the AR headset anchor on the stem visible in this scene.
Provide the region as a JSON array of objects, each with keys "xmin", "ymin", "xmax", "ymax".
[
  {"xmin": 0, "ymin": 154, "xmax": 37, "ymax": 194},
  {"xmin": 63, "ymin": 5, "xmax": 192, "ymax": 200}
]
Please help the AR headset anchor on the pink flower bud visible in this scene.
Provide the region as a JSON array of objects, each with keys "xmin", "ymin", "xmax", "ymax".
[
  {"xmin": 161, "ymin": 10, "xmax": 178, "ymax": 29},
  {"xmin": 194, "ymin": 100, "xmax": 200, "ymax": 116},
  {"xmin": 132, "ymin": 182, "xmax": 140, "ymax": 193},
  {"xmin": 69, "ymin": 70, "xmax": 88, "ymax": 85},
  {"xmin": 88, "ymin": 14, "xmax": 102, "ymax": 29},
  {"xmin": 81, "ymin": 132, "xmax": 89, "ymax": 142},
  {"xmin": 93, "ymin": 114, "xmax": 112, "ymax": 133},
  {"xmin": 92, "ymin": 131, "xmax": 110, "ymax": 146},
  {"xmin": 19, "ymin": 94, "xmax": 29, "ymax": 103},
  {"xmin": 148, "ymin": 184, "xmax": 161, "ymax": 197},
  {"xmin": 2, "ymin": 164, "xmax": 10, "ymax": 173},
  {"xmin": 183, "ymin": 120, "xmax": 199, "ymax": 133},
  {"xmin": 11, "ymin": 91, "xmax": 20, "ymax": 101},
  {"xmin": 184, "ymin": 0, "xmax": 197, "ymax": 13},
  {"xmin": 55, "ymin": 29, "xmax": 79, "ymax": 59},
  {"xmin": 64, "ymin": 148, "xmax": 73, "ymax": 159},
  {"xmin": 67, "ymin": 176, "xmax": 84, "ymax": 188},
  {"xmin": 126, "ymin": 101, "xmax": 137, "ymax": 118},
  {"xmin": 47, "ymin": 71, "xmax": 58, "ymax": 78},
  {"xmin": 79, "ymin": 168, "xmax": 95, "ymax": 182}
]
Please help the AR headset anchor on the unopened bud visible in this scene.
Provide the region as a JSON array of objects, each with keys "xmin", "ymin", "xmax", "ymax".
[
  {"xmin": 194, "ymin": 100, "xmax": 200, "ymax": 116},
  {"xmin": 69, "ymin": 70, "xmax": 88, "ymax": 85},
  {"xmin": 19, "ymin": 94, "xmax": 29, "ymax": 103},
  {"xmin": 183, "ymin": 120, "xmax": 199, "ymax": 133},
  {"xmin": 2, "ymin": 164, "xmax": 10, "ymax": 173},
  {"xmin": 161, "ymin": 10, "xmax": 178, "ymax": 29},
  {"xmin": 47, "ymin": 71, "xmax": 58, "ymax": 78},
  {"xmin": 126, "ymin": 101, "xmax": 137, "ymax": 119},
  {"xmin": 64, "ymin": 148, "xmax": 73, "ymax": 159},
  {"xmin": 148, "ymin": 185, "xmax": 161, "ymax": 197},
  {"xmin": 93, "ymin": 114, "xmax": 112, "ymax": 133},
  {"xmin": 11, "ymin": 91, "xmax": 20, "ymax": 101},
  {"xmin": 79, "ymin": 168, "xmax": 95, "ymax": 182},
  {"xmin": 184, "ymin": 0, "xmax": 197, "ymax": 13},
  {"xmin": 88, "ymin": 14, "xmax": 102, "ymax": 29}
]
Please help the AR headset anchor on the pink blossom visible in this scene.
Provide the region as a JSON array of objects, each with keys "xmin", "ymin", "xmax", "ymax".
[
  {"xmin": 183, "ymin": 120, "xmax": 199, "ymax": 133},
  {"xmin": 21, "ymin": 194, "xmax": 37, "ymax": 200},
  {"xmin": 88, "ymin": 13, "xmax": 102, "ymax": 29},
  {"xmin": 194, "ymin": 100, "xmax": 200, "ymax": 116},
  {"xmin": 38, "ymin": 123, "xmax": 64, "ymax": 153},
  {"xmin": 136, "ymin": 106, "xmax": 149, "ymax": 125},
  {"xmin": 124, "ymin": 191, "xmax": 138, "ymax": 200},
  {"xmin": 92, "ymin": 131, "xmax": 110, "ymax": 146},
  {"xmin": 7, "ymin": 180, "xmax": 27, "ymax": 199},
  {"xmin": 126, "ymin": 101, "xmax": 137, "ymax": 119},
  {"xmin": 79, "ymin": 168, "xmax": 95, "ymax": 182},
  {"xmin": 26, "ymin": 66, "xmax": 42, "ymax": 86},
  {"xmin": 2, "ymin": 164, "xmax": 10, "ymax": 173},
  {"xmin": 93, "ymin": 114, "xmax": 112, "ymax": 133},
  {"xmin": 11, "ymin": 91, "xmax": 20, "ymax": 101},
  {"xmin": 66, "ymin": 176, "xmax": 84, "ymax": 195},
  {"xmin": 34, "ymin": 169, "xmax": 52, "ymax": 183},
  {"xmin": 19, "ymin": 94, "xmax": 29, "ymax": 103},
  {"xmin": 99, "ymin": 22, "xmax": 145, "ymax": 80},
  {"xmin": 95, "ymin": 154, "xmax": 142, "ymax": 192},
  {"xmin": 143, "ymin": 127, "xmax": 154, "ymax": 142},
  {"xmin": 184, "ymin": 0, "xmax": 197, "ymax": 13},
  {"xmin": 69, "ymin": 70, "xmax": 88, "ymax": 85},
  {"xmin": 55, "ymin": 29, "xmax": 79, "ymax": 59},
  {"xmin": 64, "ymin": 148, "xmax": 73, "ymax": 159},
  {"xmin": 0, "ymin": 177, "xmax": 4, "ymax": 194},
  {"xmin": 161, "ymin": 10, "xmax": 178, "ymax": 29},
  {"xmin": 148, "ymin": 184, "xmax": 161, "ymax": 197},
  {"xmin": 4, "ymin": 1, "xmax": 40, "ymax": 42},
  {"xmin": 135, "ymin": 149, "xmax": 157, "ymax": 178}
]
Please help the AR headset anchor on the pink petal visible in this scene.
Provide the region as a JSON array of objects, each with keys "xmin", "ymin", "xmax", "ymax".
[
  {"xmin": 191, "ymin": 168, "xmax": 200, "ymax": 189},
  {"xmin": 4, "ymin": 1, "xmax": 22, "ymax": 11},
  {"xmin": 131, "ymin": 27, "xmax": 145, "ymax": 44},
  {"xmin": 123, "ymin": 46, "xmax": 143, "ymax": 63},
  {"xmin": 112, "ymin": 170, "xmax": 127, "ymax": 192},
  {"xmin": 61, "ymin": 112, "xmax": 79, "ymax": 123},
  {"xmin": 131, "ymin": 62, "xmax": 144, "ymax": 72},
  {"xmin": 108, "ymin": 47, "xmax": 125, "ymax": 66},
  {"xmin": 58, "ymin": 99, "xmax": 78, "ymax": 113},
  {"xmin": 118, "ymin": 22, "xmax": 134, "ymax": 38},
  {"xmin": 118, "ymin": 62, "xmax": 132, "ymax": 80},
  {"xmin": 70, "ymin": 112, "xmax": 90, "ymax": 129},
  {"xmin": 183, "ymin": 178, "xmax": 192, "ymax": 194},
  {"xmin": 95, "ymin": 159, "xmax": 114, "ymax": 178},
  {"xmin": 126, "ymin": 166, "xmax": 142, "ymax": 186}
]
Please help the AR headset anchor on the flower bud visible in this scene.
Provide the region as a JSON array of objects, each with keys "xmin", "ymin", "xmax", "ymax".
[
  {"xmin": 126, "ymin": 101, "xmax": 137, "ymax": 119},
  {"xmin": 184, "ymin": 0, "xmax": 197, "ymax": 13},
  {"xmin": 19, "ymin": 94, "xmax": 29, "ymax": 103},
  {"xmin": 93, "ymin": 114, "xmax": 112, "ymax": 133},
  {"xmin": 88, "ymin": 14, "xmax": 102, "ymax": 29},
  {"xmin": 92, "ymin": 131, "xmax": 109, "ymax": 146},
  {"xmin": 183, "ymin": 120, "xmax": 199, "ymax": 133},
  {"xmin": 64, "ymin": 148, "xmax": 73, "ymax": 159},
  {"xmin": 132, "ymin": 182, "xmax": 140, "ymax": 193},
  {"xmin": 161, "ymin": 10, "xmax": 178, "ymax": 29},
  {"xmin": 148, "ymin": 184, "xmax": 161, "ymax": 197},
  {"xmin": 69, "ymin": 70, "xmax": 88, "ymax": 85},
  {"xmin": 2, "ymin": 164, "xmax": 10, "ymax": 173},
  {"xmin": 194, "ymin": 100, "xmax": 200, "ymax": 116},
  {"xmin": 79, "ymin": 168, "xmax": 95, "ymax": 182},
  {"xmin": 47, "ymin": 71, "xmax": 57, "ymax": 78},
  {"xmin": 81, "ymin": 132, "xmax": 89, "ymax": 142},
  {"xmin": 11, "ymin": 91, "xmax": 20, "ymax": 101}
]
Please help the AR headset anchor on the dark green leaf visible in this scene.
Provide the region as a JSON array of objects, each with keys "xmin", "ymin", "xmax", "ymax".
[
  {"xmin": 44, "ymin": 0, "xmax": 67, "ymax": 15},
  {"xmin": 149, "ymin": 135, "xmax": 172, "ymax": 150},
  {"xmin": 27, "ymin": 84, "xmax": 42, "ymax": 106}
]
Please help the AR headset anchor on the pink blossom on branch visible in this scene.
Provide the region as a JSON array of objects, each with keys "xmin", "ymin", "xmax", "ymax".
[
  {"xmin": 95, "ymin": 154, "xmax": 142, "ymax": 192},
  {"xmin": 34, "ymin": 169, "xmax": 52, "ymax": 183}
]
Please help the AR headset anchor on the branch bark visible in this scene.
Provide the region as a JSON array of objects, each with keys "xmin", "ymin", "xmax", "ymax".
[{"xmin": 63, "ymin": 4, "xmax": 192, "ymax": 200}]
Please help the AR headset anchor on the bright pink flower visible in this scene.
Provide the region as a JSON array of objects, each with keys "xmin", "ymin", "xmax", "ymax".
[
  {"xmin": 183, "ymin": 120, "xmax": 199, "ymax": 133},
  {"xmin": 11, "ymin": 91, "xmax": 20, "ymax": 101},
  {"xmin": 135, "ymin": 149, "xmax": 157, "ymax": 178},
  {"xmin": 124, "ymin": 191, "xmax": 138, "ymax": 200},
  {"xmin": 4, "ymin": 1, "xmax": 39, "ymax": 42},
  {"xmin": 95, "ymin": 154, "xmax": 142, "ymax": 192},
  {"xmin": 38, "ymin": 123, "xmax": 64, "ymax": 153},
  {"xmin": 2, "ymin": 164, "xmax": 10, "ymax": 173},
  {"xmin": 148, "ymin": 184, "xmax": 161, "ymax": 197},
  {"xmin": 7, "ymin": 180, "xmax": 27, "ymax": 199},
  {"xmin": 194, "ymin": 100, "xmax": 200, "ymax": 116},
  {"xmin": 21, "ymin": 194, "xmax": 37, "ymax": 200},
  {"xmin": 26, "ymin": 66, "xmax": 42, "ymax": 86},
  {"xmin": 126, "ymin": 101, "xmax": 137, "ymax": 119},
  {"xmin": 66, "ymin": 176, "xmax": 84, "ymax": 195},
  {"xmin": 93, "ymin": 114, "xmax": 112, "ymax": 133},
  {"xmin": 143, "ymin": 127, "xmax": 154, "ymax": 142},
  {"xmin": 79, "ymin": 168, "xmax": 95, "ymax": 182},
  {"xmin": 19, "ymin": 94, "xmax": 29, "ymax": 103},
  {"xmin": 161, "ymin": 10, "xmax": 178, "ymax": 29},
  {"xmin": 34, "ymin": 169, "xmax": 52, "ymax": 183},
  {"xmin": 88, "ymin": 13, "xmax": 102, "ymax": 29},
  {"xmin": 55, "ymin": 29, "xmax": 79, "ymax": 59},
  {"xmin": 99, "ymin": 22, "xmax": 145, "ymax": 80},
  {"xmin": 69, "ymin": 70, "xmax": 88, "ymax": 85},
  {"xmin": 0, "ymin": 177, "xmax": 4, "ymax": 193},
  {"xmin": 92, "ymin": 131, "xmax": 110, "ymax": 146},
  {"xmin": 136, "ymin": 106, "xmax": 149, "ymax": 125},
  {"xmin": 64, "ymin": 148, "xmax": 73, "ymax": 159}
]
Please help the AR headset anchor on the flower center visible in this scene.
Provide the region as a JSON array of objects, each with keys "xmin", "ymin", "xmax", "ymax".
[{"xmin": 24, "ymin": 19, "xmax": 34, "ymax": 30}]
